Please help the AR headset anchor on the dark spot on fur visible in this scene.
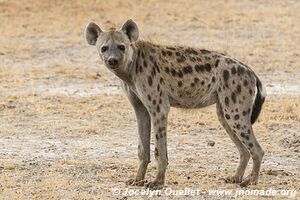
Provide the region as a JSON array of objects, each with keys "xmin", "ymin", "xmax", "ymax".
[
  {"xmin": 162, "ymin": 51, "xmax": 166, "ymax": 56},
  {"xmin": 177, "ymin": 70, "xmax": 183, "ymax": 78},
  {"xmin": 190, "ymin": 83, "xmax": 195, "ymax": 87},
  {"xmin": 158, "ymin": 127, "xmax": 165, "ymax": 133},
  {"xmin": 177, "ymin": 56, "xmax": 186, "ymax": 63},
  {"xmin": 154, "ymin": 62, "xmax": 160, "ymax": 73},
  {"xmin": 223, "ymin": 70, "xmax": 230, "ymax": 82},
  {"xmin": 190, "ymin": 57, "xmax": 196, "ymax": 62},
  {"xmin": 237, "ymin": 66, "xmax": 245, "ymax": 75},
  {"xmin": 159, "ymin": 99, "xmax": 162, "ymax": 104},
  {"xmin": 225, "ymin": 114, "xmax": 230, "ymax": 119},
  {"xmin": 157, "ymin": 84, "xmax": 160, "ymax": 91},
  {"xmin": 200, "ymin": 49, "xmax": 210, "ymax": 54},
  {"xmin": 246, "ymin": 70, "xmax": 252, "ymax": 77},
  {"xmin": 156, "ymin": 105, "xmax": 160, "ymax": 113},
  {"xmin": 147, "ymin": 95, "xmax": 151, "ymax": 101},
  {"xmin": 155, "ymin": 134, "xmax": 159, "ymax": 140},
  {"xmin": 204, "ymin": 56, "xmax": 211, "ymax": 61},
  {"xmin": 234, "ymin": 114, "xmax": 240, "ymax": 120},
  {"xmin": 149, "ymin": 56, "xmax": 154, "ymax": 63},
  {"xmin": 201, "ymin": 80, "xmax": 205, "ymax": 85},
  {"xmin": 236, "ymin": 84, "xmax": 242, "ymax": 94},
  {"xmin": 243, "ymin": 80, "xmax": 248, "ymax": 87},
  {"xmin": 215, "ymin": 59, "xmax": 220, "ymax": 67},
  {"xmin": 236, "ymin": 124, "xmax": 241, "ymax": 129},
  {"xmin": 143, "ymin": 60, "xmax": 148, "ymax": 68},
  {"xmin": 152, "ymin": 100, "xmax": 156, "ymax": 105},
  {"xmin": 148, "ymin": 76, "xmax": 153, "ymax": 86},
  {"xmin": 225, "ymin": 97, "xmax": 230, "ymax": 106},
  {"xmin": 171, "ymin": 69, "xmax": 177, "ymax": 76},
  {"xmin": 183, "ymin": 66, "xmax": 193, "ymax": 74},
  {"xmin": 231, "ymin": 67, "xmax": 236, "ymax": 75},
  {"xmin": 225, "ymin": 58, "xmax": 235, "ymax": 64},
  {"xmin": 165, "ymin": 67, "xmax": 170, "ymax": 74},
  {"xmin": 241, "ymin": 132, "xmax": 245, "ymax": 138},
  {"xmin": 151, "ymin": 67, "xmax": 156, "ymax": 77},
  {"xmin": 196, "ymin": 57, "xmax": 202, "ymax": 62},
  {"xmin": 245, "ymin": 135, "xmax": 250, "ymax": 140},
  {"xmin": 231, "ymin": 92, "xmax": 236, "ymax": 104},
  {"xmin": 178, "ymin": 81, "xmax": 183, "ymax": 87},
  {"xmin": 194, "ymin": 77, "xmax": 199, "ymax": 83},
  {"xmin": 175, "ymin": 52, "xmax": 181, "ymax": 56},
  {"xmin": 195, "ymin": 64, "xmax": 205, "ymax": 72},
  {"xmin": 207, "ymin": 84, "xmax": 211, "ymax": 89},
  {"xmin": 186, "ymin": 48, "xmax": 198, "ymax": 55},
  {"xmin": 205, "ymin": 64, "xmax": 211, "ymax": 72},
  {"xmin": 160, "ymin": 78, "xmax": 164, "ymax": 84},
  {"xmin": 249, "ymin": 89, "xmax": 253, "ymax": 95},
  {"xmin": 135, "ymin": 65, "xmax": 139, "ymax": 74},
  {"xmin": 155, "ymin": 147, "xmax": 159, "ymax": 156},
  {"xmin": 249, "ymin": 143, "xmax": 253, "ymax": 148},
  {"xmin": 212, "ymin": 76, "xmax": 216, "ymax": 82},
  {"xmin": 166, "ymin": 51, "xmax": 172, "ymax": 56}
]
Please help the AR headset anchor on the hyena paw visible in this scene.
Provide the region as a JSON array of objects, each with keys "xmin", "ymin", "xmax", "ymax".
[
  {"xmin": 223, "ymin": 175, "xmax": 243, "ymax": 184},
  {"xmin": 145, "ymin": 181, "xmax": 164, "ymax": 190},
  {"xmin": 239, "ymin": 175, "xmax": 258, "ymax": 187},
  {"xmin": 126, "ymin": 178, "xmax": 146, "ymax": 186}
]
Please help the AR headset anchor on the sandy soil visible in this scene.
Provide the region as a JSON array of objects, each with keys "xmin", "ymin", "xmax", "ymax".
[{"xmin": 0, "ymin": 0, "xmax": 299, "ymax": 199}]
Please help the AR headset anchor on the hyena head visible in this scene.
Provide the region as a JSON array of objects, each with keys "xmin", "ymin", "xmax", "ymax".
[{"xmin": 85, "ymin": 19, "xmax": 139, "ymax": 71}]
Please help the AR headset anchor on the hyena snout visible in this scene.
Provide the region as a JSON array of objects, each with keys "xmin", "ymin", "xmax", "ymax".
[{"xmin": 107, "ymin": 57, "xmax": 119, "ymax": 67}]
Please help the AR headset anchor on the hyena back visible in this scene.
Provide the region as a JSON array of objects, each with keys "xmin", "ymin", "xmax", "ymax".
[{"xmin": 85, "ymin": 19, "xmax": 266, "ymax": 189}]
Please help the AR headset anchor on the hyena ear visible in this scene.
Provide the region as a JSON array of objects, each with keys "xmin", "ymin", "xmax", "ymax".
[
  {"xmin": 121, "ymin": 19, "xmax": 139, "ymax": 42},
  {"xmin": 85, "ymin": 22, "xmax": 102, "ymax": 45}
]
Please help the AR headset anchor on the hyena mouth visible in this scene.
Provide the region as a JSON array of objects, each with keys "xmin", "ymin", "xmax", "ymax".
[{"xmin": 105, "ymin": 61, "xmax": 119, "ymax": 70}]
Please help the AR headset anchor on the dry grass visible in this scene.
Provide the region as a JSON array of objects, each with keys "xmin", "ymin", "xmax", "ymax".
[{"xmin": 0, "ymin": 0, "xmax": 300, "ymax": 199}]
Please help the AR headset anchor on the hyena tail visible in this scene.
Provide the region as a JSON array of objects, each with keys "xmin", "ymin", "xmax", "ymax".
[{"xmin": 251, "ymin": 75, "xmax": 267, "ymax": 124}]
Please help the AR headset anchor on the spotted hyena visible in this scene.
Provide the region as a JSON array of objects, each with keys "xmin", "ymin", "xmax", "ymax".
[{"xmin": 85, "ymin": 19, "xmax": 266, "ymax": 189}]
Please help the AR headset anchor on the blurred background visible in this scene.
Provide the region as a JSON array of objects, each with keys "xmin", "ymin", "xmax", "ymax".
[{"xmin": 0, "ymin": 0, "xmax": 299, "ymax": 199}]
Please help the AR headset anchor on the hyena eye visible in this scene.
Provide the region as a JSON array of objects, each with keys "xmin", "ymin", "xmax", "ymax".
[
  {"xmin": 101, "ymin": 46, "xmax": 108, "ymax": 53},
  {"xmin": 118, "ymin": 45, "xmax": 125, "ymax": 51}
]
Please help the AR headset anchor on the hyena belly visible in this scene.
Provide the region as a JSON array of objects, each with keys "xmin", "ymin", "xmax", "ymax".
[{"xmin": 165, "ymin": 75, "xmax": 218, "ymax": 108}]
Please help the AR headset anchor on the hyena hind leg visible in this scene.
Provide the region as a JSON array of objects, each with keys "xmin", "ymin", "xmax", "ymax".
[
  {"xmin": 239, "ymin": 126, "xmax": 265, "ymax": 187},
  {"xmin": 217, "ymin": 99, "xmax": 264, "ymax": 187},
  {"xmin": 216, "ymin": 101, "xmax": 250, "ymax": 184}
]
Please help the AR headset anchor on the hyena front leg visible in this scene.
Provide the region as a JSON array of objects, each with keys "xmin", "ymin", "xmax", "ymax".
[
  {"xmin": 123, "ymin": 84, "xmax": 151, "ymax": 186},
  {"xmin": 145, "ymin": 100, "xmax": 170, "ymax": 190}
]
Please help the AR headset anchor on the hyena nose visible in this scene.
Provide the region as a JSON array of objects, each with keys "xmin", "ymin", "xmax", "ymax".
[{"xmin": 108, "ymin": 58, "xmax": 118, "ymax": 66}]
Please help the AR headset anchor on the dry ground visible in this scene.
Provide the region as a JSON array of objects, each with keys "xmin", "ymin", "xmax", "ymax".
[{"xmin": 0, "ymin": 0, "xmax": 299, "ymax": 199}]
